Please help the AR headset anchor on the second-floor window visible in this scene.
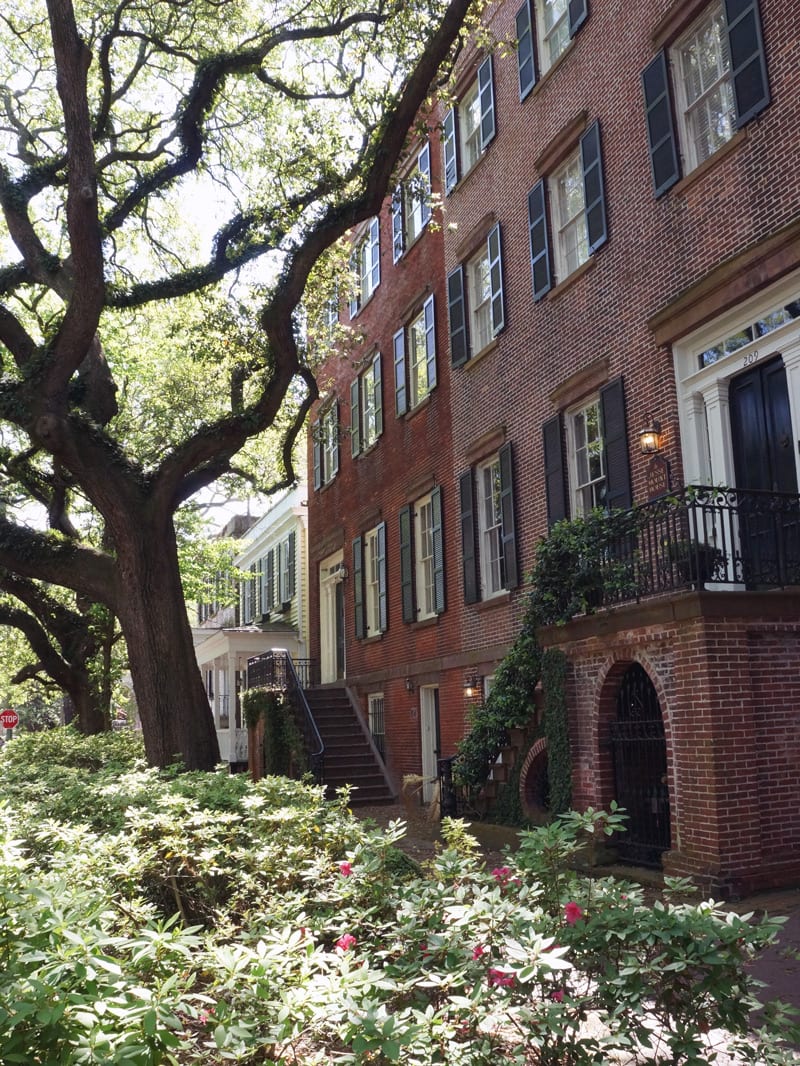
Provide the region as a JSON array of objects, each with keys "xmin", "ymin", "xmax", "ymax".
[
  {"xmin": 351, "ymin": 353, "xmax": 383, "ymax": 456},
  {"xmin": 399, "ymin": 488, "xmax": 445, "ymax": 622},
  {"xmin": 353, "ymin": 522, "xmax": 387, "ymax": 638},
  {"xmin": 349, "ymin": 218, "xmax": 380, "ymax": 317},
  {"xmin": 459, "ymin": 443, "xmax": 518, "ymax": 603},
  {"xmin": 515, "ymin": 0, "xmax": 588, "ymax": 98},
  {"xmin": 394, "ymin": 294, "xmax": 436, "ymax": 415}
]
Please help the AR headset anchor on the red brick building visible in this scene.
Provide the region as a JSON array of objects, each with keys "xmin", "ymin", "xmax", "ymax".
[{"xmin": 307, "ymin": 0, "xmax": 800, "ymax": 893}]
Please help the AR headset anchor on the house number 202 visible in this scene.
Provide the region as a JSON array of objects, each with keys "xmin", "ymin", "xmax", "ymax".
[{"xmin": 743, "ymin": 350, "xmax": 760, "ymax": 367}]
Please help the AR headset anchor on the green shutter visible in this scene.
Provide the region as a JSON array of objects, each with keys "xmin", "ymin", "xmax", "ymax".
[
  {"xmin": 287, "ymin": 530, "xmax": 296, "ymax": 600},
  {"xmin": 399, "ymin": 505, "xmax": 414, "ymax": 622},
  {"xmin": 418, "ymin": 142, "xmax": 432, "ymax": 227},
  {"xmin": 312, "ymin": 419, "xmax": 321, "ymax": 489},
  {"xmin": 487, "ymin": 223, "xmax": 505, "ymax": 335},
  {"xmin": 516, "ymin": 0, "xmax": 536, "ymax": 99},
  {"xmin": 424, "ymin": 294, "xmax": 436, "ymax": 389},
  {"xmin": 372, "ymin": 352, "xmax": 382, "ymax": 438},
  {"xmin": 478, "ymin": 55, "xmax": 496, "ymax": 149},
  {"xmin": 460, "ymin": 471, "xmax": 479, "ymax": 604},
  {"xmin": 353, "ymin": 536, "xmax": 365, "ymax": 639},
  {"xmin": 377, "ymin": 521, "xmax": 387, "ymax": 632},
  {"xmin": 394, "ymin": 328, "xmax": 407, "ymax": 416},
  {"xmin": 443, "ymin": 106, "xmax": 458, "ymax": 193},
  {"xmin": 350, "ymin": 378, "xmax": 361, "ymax": 456},
  {"xmin": 498, "ymin": 443, "xmax": 518, "ymax": 590},
  {"xmin": 391, "ymin": 184, "xmax": 404, "ymax": 262},
  {"xmin": 447, "ymin": 266, "xmax": 468, "ymax": 367},
  {"xmin": 431, "ymin": 486, "xmax": 445, "ymax": 614}
]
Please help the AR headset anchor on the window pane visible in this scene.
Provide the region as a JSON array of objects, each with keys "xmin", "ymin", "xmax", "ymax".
[
  {"xmin": 460, "ymin": 82, "xmax": 481, "ymax": 173},
  {"xmin": 468, "ymin": 249, "xmax": 492, "ymax": 353},
  {"xmin": 409, "ymin": 311, "xmax": 429, "ymax": 407}
]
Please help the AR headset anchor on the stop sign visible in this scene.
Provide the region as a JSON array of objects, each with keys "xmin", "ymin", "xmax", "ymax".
[{"xmin": 0, "ymin": 709, "xmax": 19, "ymax": 729}]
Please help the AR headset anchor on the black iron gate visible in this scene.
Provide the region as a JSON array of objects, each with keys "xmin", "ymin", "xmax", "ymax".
[{"xmin": 609, "ymin": 663, "xmax": 670, "ymax": 868}]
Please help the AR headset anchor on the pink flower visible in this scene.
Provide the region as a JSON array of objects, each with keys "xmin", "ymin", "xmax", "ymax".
[
  {"xmin": 338, "ymin": 861, "xmax": 353, "ymax": 877},
  {"xmin": 564, "ymin": 901, "xmax": 583, "ymax": 925},
  {"xmin": 472, "ymin": 944, "xmax": 487, "ymax": 960},
  {"xmin": 551, "ymin": 989, "xmax": 564, "ymax": 1003},
  {"xmin": 335, "ymin": 933, "xmax": 357, "ymax": 951},
  {"xmin": 420, "ymin": 941, "xmax": 430, "ymax": 957},
  {"xmin": 488, "ymin": 967, "xmax": 515, "ymax": 988},
  {"xmin": 491, "ymin": 866, "xmax": 512, "ymax": 884}
]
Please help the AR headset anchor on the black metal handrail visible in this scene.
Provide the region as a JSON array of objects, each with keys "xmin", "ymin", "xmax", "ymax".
[
  {"xmin": 595, "ymin": 484, "xmax": 800, "ymax": 608},
  {"xmin": 247, "ymin": 650, "xmax": 324, "ymax": 783}
]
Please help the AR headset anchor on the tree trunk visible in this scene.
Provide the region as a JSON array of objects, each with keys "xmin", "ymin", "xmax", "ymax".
[
  {"xmin": 114, "ymin": 516, "xmax": 220, "ymax": 770},
  {"xmin": 69, "ymin": 670, "xmax": 107, "ymax": 735}
]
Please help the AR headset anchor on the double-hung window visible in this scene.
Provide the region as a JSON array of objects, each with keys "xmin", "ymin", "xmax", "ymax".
[
  {"xmin": 459, "ymin": 443, "xmax": 518, "ymax": 603},
  {"xmin": 542, "ymin": 376, "xmax": 632, "ymax": 527},
  {"xmin": 353, "ymin": 523, "xmax": 387, "ymax": 638},
  {"xmin": 399, "ymin": 489, "xmax": 445, "ymax": 622},
  {"xmin": 447, "ymin": 223, "xmax": 505, "ymax": 366},
  {"xmin": 515, "ymin": 0, "xmax": 588, "ymax": 98},
  {"xmin": 394, "ymin": 295, "xmax": 436, "ymax": 415},
  {"xmin": 349, "ymin": 218, "xmax": 380, "ymax": 317},
  {"xmin": 641, "ymin": 0, "xmax": 769, "ymax": 196},
  {"xmin": 312, "ymin": 402, "xmax": 339, "ymax": 489},
  {"xmin": 351, "ymin": 353, "xmax": 383, "ymax": 455},
  {"xmin": 392, "ymin": 144, "xmax": 432, "ymax": 261},
  {"xmin": 528, "ymin": 120, "xmax": 607, "ymax": 299},
  {"xmin": 443, "ymin": 57, "xmax": 496, "ymax": 193}
]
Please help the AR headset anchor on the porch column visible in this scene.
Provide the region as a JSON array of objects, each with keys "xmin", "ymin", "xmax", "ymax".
[
  {"xmin": 699, "ymin": 379, "xmax": 736, "ymax": 487},
  {"xmin": 682, "ymin": 391, "xmax": 710, "ymax": 483},
  {"xmin": 781, "ymin": 340, "xmax": 800, "ymax": 486}
]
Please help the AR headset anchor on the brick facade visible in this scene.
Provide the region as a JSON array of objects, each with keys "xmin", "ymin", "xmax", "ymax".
[{"xmin": 307, "ymin": 0, "xmax": 800, "ymax": 891}]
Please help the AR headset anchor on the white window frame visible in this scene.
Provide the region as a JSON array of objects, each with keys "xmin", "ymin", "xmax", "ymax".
[
  {"xmin": 278, "ymin": 538, "xmax": 291, "ymax": 604},
  {"xmin": 362, "ymin": 358, "xmax": 380, "ymax": 449},
  {"xmin": 414, "ymin": 493, "xmax": 436, "ymax": 620},
  {"xmin": 467, "ymin": 245, "xmax": 492, "ymax": 355},
  {"xmin": 410, "ymin": 305, "xmax": 435, "ymax": 408},
  {"xmin": 477, "ymin": 455, "xmax": 505, "ymax": 598},
  {"xmin": 349, "ymin": 218, "xmax": 380, "ymax": 317},
  {"xmin": 533, "ymin": 0, "xmax": 570, "ymax": 74},
  {"xmin": 364, "ymin": 527, "xmax": 381, "ymax": 637},
  {"xmin": 459, "ymin": 79, "xmax": 482, "ymax": 178},
  {"xmin": 566, "ymin": 397, "xmax": 606, "ymax": 515},
  {"xmin": 321, "ymin": 406, "xmax": 338, "ymax": 485},
  {"xmin": 670, "ymin": 3, "xmax": 735, "ymax": 174},
  {"xmin": 550, "ymin": 149, "xmax": 589, "ymax": 282}
]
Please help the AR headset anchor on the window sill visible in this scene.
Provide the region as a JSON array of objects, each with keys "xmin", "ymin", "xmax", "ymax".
[
  {"xmin": 473, "ymin": 590, "xmax": 512, "ymax": 611},
  {"xmin": 449, "ymin": 148, "xmax": 489, "ymax": 197},
  {"xmin": 357, "ymin": 438, "xmax": 381, "ymax": 459},
  {"xmin": 404, "ymin": 392, "xmax": 433, "ymax": 419},
  {"xmin": 546, "ymin": 256, "xmax": 595, "ymax": 300},
  {"xmin": 397, "ymin": 221, "xmax": 430, "ymax": 262},
  {"xmin": 670, "ymin": 129, "xmax": 747, "ymax": 198},
  {"xmin": 349, "ymin": 287, "xmax": 379, "ymax": 320},
  {"xmin": 411, "ymin": 615, "xmax": 439, "ymax": 630},
  {"xmin": 529, "ymin": 39, "xmax": 576, "ymax": 100},
  {"xmin": 465, "ymin": 336, "xmax": 499, "ymax": 369},
  {"xmin": 363, "ymin": 633, "xmax": 383, "ymax": 644}
]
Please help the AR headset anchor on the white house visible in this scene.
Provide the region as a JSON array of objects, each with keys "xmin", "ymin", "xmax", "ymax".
[{"xmin": 193, "ymin": 482, "xmax": 309, "ymax": 766}]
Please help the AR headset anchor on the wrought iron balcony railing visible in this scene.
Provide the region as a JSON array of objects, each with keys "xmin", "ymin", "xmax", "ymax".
[
  {"xmin": 594, "ymin": 485, "xmax": 800, "ymax": 609},
  {"xmin": 247, "ymin": 650, "xmax": 324, "ymax": 782}
]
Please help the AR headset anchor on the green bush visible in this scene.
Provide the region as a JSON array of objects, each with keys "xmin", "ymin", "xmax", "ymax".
[{"xmin": 0, "ymin": 728, "xmax": 797, "ymax": 1064}]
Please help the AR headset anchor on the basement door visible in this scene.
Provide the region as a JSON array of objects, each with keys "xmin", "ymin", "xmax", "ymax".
[
  {"xmin": 420, "ymin": 686, "xmax": 441, "ymax": 804},
  {"xmin": 610, "ymin": 663, "xmax": 671, "ymax": 869},
  {"xmin": 729, "ymin": 355, "xmax": 800, "ymax": 585}
]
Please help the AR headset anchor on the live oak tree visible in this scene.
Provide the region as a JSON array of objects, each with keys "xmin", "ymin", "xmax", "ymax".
[{"xmin": 0, "ymin": 0, "xmax": 474, "ymax": 768}]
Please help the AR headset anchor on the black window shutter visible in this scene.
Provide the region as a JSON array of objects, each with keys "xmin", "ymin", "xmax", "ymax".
[
  {"xmin": 580, "ymin": 120, "xmax": 608, "ymax": 254},
  {"xmin": 372, "ymin": 352, "xmax": 383, "ymax": 438},
  {"xmin": 287, "ymin": 530, "xmax": 296, "ymax": 599},
  {"xmin": 266, "ymin": 549, "xmax": 275, "ymax": 609},
  {"xmin": 443, "ymin": 106, "xmax": 458, "ymax": 194},
  {"xmin": 377, "ymin": 521, "xmax": 387, "ymax": 632},
  {"xmin": 516, "ymin": 0, "xmax": 536, "ymax": 99},
  {"xmin": 487, "ymin": 223, "xmax": 505, "ymax": 335},
  {"xmin": 391, "ymin": 184, "xmax": 404, "ymax": 262},
  {"xmin": 498, "ymin": 443, "xmax": 519, "ymax": 590},
  {"xmin": 393, "ymin": 328, "xmax": 407, "ymax": 416},
  {"xmin": 312, "ymin": 419, "xmax": 321, "ymax": 489},
  {"xmin": 399, "ymin": 506, "xmax": 415, "ymax": 622},
  {"xmin": 724, "ymin": 0, "xmax": 770, "ymax": 127},
  {"xmin": 478, "ymin": 55, "xmax": 496, "ymax": 149},
  {"xmin": 528, "ymin": 180, "xmax": 552, "ymax": 300},
  {"xmin": 350, "ymin": 378, "xmax": 361, "ymax": 456},
  {"xmin": 459, "ymin": 470, "xmax": 479, "ymax": 604},
  {"xmin": 641, "ymin": 51, "xmax": 680, "ymax": 197},
  {"xmin": 431, "ymin": 486, "xmax": 445, "ymax": 614},
  {"xmin": 353, "ymin": 536, "xmax": 365, "ymax": 639},
  {"xmin": 600, "ymin": 376, "xmax": 632, "ymax": 511},
  {"xmin": 424, "ymin": 294, "xmax": 437, "ymax": 389},
  {"xmin": 447, "ymin": 266, "xmax": 469, "ymax": 367},
  {"xmin": 331, "ymin": 402, "xmax": 339, "ymax": 477},
  {"xmin": 543, "ymin": 414, "xmax": 568, "ymax": 527},
  {"xmin": 568, "ymin": 0, "xmax": 588, "ymax": 36},
  {"xmin": 418, "ymin": 143, "xmax": 432, "ymax": 227}
]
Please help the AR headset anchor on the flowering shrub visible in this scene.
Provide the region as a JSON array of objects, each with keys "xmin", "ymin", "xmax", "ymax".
[{"xmin": 0, "ymin": 728, "xmax": 798, "ymax": 1064}]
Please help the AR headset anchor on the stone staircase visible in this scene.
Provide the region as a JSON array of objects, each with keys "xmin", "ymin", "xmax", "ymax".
[{"xmin": 304, "ymin": 686, "xmax": 395, "ymax": 806}]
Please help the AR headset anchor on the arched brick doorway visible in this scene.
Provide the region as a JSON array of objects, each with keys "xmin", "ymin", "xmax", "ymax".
[
  {"xmin": 519, "ymin": 737, "xmax": 550, "ymax": 824},
  {"xmin": 609, "ymin": 662, "xmax": 671, "ymax": 868}
]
